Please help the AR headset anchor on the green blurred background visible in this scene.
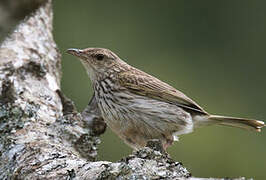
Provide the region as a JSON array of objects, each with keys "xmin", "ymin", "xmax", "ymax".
[{"xmin": 53, "ymin": 1, "xmax": 266, "ymax": 179}]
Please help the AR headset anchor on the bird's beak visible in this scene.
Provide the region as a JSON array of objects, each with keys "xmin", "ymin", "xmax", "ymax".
[{"xmin": 66, "ymin": 48, "xmax": 83, "ymax": 57}]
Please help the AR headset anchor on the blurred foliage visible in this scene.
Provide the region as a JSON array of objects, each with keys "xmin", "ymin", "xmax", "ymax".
[{"xmin": 53, "ymin": 1, "xmax": 266, "ymax": 179}]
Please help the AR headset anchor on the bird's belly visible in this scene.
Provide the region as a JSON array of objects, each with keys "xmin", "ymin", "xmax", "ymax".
[{"xmin": 96, "ymin": 91, "xmax": 194, "ymax": 149}]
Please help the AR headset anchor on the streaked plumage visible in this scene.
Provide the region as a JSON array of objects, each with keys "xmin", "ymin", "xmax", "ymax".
[{"xmin": 67, "ymin": 47, "xmax": 265, "ymax": 150}]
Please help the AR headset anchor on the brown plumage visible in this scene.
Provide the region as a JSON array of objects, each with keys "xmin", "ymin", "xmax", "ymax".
[{"xmin": 67, "ymin": 47, "xmax": 265, "ymax": 150}]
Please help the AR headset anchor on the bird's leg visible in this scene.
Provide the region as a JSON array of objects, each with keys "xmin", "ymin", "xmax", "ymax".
[{"xmin": 162, "ymin": 137, "xmax": 174, "ymax": 150}]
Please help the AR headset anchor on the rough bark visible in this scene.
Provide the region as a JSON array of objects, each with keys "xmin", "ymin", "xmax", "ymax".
[{"xmin": 0, "ymin": 1, "xmax": 249, "ymax": 179}]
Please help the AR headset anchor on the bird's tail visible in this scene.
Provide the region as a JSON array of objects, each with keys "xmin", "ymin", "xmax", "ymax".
[{"xmin": 208, "ymin": 115, "xmax": 265, "ymax": 132}]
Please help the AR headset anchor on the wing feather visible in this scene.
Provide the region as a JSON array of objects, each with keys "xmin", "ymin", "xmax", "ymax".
[{"xmin": 118, "ymin": 68, "xmax": 208, "ymax": 115}]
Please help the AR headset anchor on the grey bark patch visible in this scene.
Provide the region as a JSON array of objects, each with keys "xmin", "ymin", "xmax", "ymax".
[
  {"xmin": 0, "ymin": 103, "xmax": 38, "ymax": 135},
  {"xmin": 0, "ymin": 79, "xmax": 16, "ymax": 104},
  {"xmin": 17, "ymin": 61, "xmax": 47, "ymax": 80},
  {"xmin": 74, "ymin": 133, "xmax": 101, "ymax": 161},
  {"xmin": 56, "ymin": 90, "xmax": 76, "ymax": 115},
  {"xmin": 67, "ymin": 169, "xmax": 76, "ymax": 179},
  {"xmin": 96, "ymin": 162, "xmax": 131, "ymax": 180}
]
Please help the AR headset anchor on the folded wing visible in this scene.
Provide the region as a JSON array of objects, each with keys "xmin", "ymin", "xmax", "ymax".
[{"xmin": 118, "ymin": 68, "xmax": 208, "ymax": 115}]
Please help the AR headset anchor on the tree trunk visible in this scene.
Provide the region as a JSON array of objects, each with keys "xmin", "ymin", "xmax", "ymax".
[{"xmin": 0, "ymin": 1, "xmax": 249, "ymax": 179}]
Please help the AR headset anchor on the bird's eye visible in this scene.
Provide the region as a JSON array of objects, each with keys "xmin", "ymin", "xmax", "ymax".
[{"xmin": 96, "ymin": 54, "xmax": 104, "ymax": 61}]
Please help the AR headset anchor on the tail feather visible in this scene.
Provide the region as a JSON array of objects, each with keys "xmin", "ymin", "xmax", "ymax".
[{"xmin": 208, "ymin": 115, "xmax": 265, "ymax": 132}]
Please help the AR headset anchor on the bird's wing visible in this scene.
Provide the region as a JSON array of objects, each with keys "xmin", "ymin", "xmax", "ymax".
[{"xmin": 118, "ymin": 69, "xmax": 208, "ymax": 115}]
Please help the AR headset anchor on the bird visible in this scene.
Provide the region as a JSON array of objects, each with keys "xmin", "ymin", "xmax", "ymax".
[{"xmin": 67, "ymin": 47, "xmax": 265, "ymax": 150}]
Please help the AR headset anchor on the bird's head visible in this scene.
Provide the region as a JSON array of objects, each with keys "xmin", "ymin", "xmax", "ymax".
[{"xmin": 67, "ymin": 48, "xmax": 127, "ymax": 81}]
